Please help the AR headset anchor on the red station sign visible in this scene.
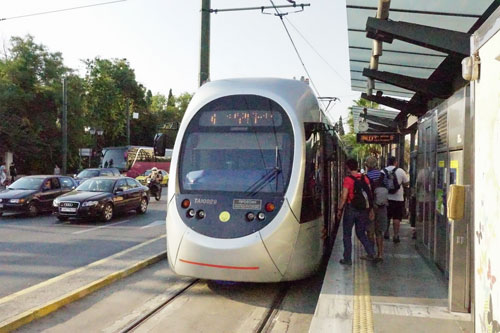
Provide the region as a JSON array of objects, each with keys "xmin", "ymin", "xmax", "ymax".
[{"xmin": 356, "ymin": 132, "xmax": 400, "ymax": 144}]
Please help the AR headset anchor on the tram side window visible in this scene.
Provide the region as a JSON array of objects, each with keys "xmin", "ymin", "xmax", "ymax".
[{"xmin": 300, "ymin": 123, "xmax": 323, "ymax": 223}]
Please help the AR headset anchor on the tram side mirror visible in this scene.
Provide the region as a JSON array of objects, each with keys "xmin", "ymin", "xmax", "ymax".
[
  {"xmin": 448, "ymin": 185, "xmax": 465, "ymax": 220},
  {"xmin": 153, "ymin": 133, "xmax": 167, "ymax": 156}
]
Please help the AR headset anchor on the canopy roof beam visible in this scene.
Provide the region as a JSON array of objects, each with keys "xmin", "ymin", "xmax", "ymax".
[
  {"xmin": 361, "ymin": 92, "xmax": 407, "ymax": 111},
  {"xmin": 365, "ymin": 17, "xmax": 471, "ymax": 56},
  {"xmin": 363, "ymin": 68, "xmax": 453, "ymax": 98}
]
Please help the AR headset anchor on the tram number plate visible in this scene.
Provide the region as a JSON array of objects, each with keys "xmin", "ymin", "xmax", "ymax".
[
  {"xmin": 233, "ymin": 199, "xmax": 262, "ymax": 210},
  {"xmin": 60, "ymin": 207, "xmax": 77, "ymax": 212}
]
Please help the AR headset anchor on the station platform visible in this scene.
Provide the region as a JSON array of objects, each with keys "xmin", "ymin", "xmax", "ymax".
[{"xmin": 309, "ymin": 221, "xmax": 473, "ymax": 333}]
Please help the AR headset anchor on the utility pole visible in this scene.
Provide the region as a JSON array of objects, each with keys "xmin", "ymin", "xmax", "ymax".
[
  {"xmin": 62, "ymin": 77, "xmax": 68, "ymax": 175},
  {"xmin": 126, "ymin": 99, "xmax": 130, "ymax": 146},
  {"xmin": 200, "ymin": 0, "xmax": 211, "ymax": 86}
]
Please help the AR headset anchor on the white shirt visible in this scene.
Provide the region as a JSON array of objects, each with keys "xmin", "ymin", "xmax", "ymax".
[{"xmin": 384, "ymin": 165, "xmax": 409, "ymax": 201}]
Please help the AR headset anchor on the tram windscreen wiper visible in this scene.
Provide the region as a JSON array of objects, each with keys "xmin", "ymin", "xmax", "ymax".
[{"xmin": 246, "ymin": 146, "xmax": 282, "ymax": 196}]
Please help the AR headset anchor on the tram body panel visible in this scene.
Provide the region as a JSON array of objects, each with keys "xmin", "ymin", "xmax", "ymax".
[
  {"xmin": 283, "ymin": 219, "xmax": 324, "ymax": 280},
  {"xmin": 166, "ymin": 196, "xmax": 188, "ymax": 270},
  {"xmin": 174, "ymin": 229, "xmax": 282, "ymax": 282}
]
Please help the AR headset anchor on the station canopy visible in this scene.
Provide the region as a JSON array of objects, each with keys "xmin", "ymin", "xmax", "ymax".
[{"xmin": 346, "ymin": 0, "xmax": 499, "ymax": 119}]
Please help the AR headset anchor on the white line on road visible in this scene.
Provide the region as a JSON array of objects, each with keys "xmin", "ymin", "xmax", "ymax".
[
  {"xmin": 140, "ymin": 220, "xmax": 165, "ymax": 229},
  {"xmin": 72, "ymin": 220, "xmax": 130, "ymax": 235}
]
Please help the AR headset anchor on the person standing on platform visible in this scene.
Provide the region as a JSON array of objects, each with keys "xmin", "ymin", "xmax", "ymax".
[
  {"xmin": 337, "ymin": 158, "xmax": 376, "ymax": 265},
  {"xmin": 365, "ymin": 156, "xmax": 388, "ymax": 262},
  {"xmin": 383, "ymin": 156, "xmax": 410, "ymax": 243},
  {"xmin": 9, "ymin": 163, "xmax": 17, "ymax": 183}
]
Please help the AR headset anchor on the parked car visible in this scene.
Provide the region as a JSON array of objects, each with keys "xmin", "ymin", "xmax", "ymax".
[
  {"xmin": 74, "ymin": 168, "xmax": 121, "ymax": 185},
  {"xmin": 0, "ymin": 176, "xmax": 77, "ymax": 217},
  {"xmin": 135, "ymin": 169, "xmax": 169, "ymax": 186},
  {"xmin": 53, "ymin": 176, "xmax": 149, "ymax": 222}
]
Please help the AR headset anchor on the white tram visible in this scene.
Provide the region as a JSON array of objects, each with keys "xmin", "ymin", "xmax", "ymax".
[{"xmin": 166, "ymin": 78, "xmax": 345, "ymax": 282}]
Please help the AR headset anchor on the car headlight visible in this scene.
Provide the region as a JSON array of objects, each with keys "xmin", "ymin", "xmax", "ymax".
[
  {"xmin": 10, "ymin": 198, "xmax": 25, "ymax": 204},
  {"xmin": 53, "ymin": 199, "xmax": 60, "ymax": 207},
  {"xmin": 82, "ymin": 201, "xmax": 99, "ymax": 207}
]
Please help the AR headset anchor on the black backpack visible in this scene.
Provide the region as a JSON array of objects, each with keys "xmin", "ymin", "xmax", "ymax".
[
  {"xmin": 383, "ymin": 167, "xmax": 400, "ymax": 194},
  {"xmin": 349, "ymin": 175, "xmax": 372, "ymax": 211}
]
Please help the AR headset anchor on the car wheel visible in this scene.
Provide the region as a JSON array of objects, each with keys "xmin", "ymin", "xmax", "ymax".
[
  {"xmin": 28, "ymin": 202, "xmax": 38, "ymax": 217},
  {"xmin": 57, "ymin": 216, "xmax": 69, "ymax": 222},
  {"xmin": 101, "ymin": 203, "xmax": 113, "ymax": 222},
  {"xmin": 137, "ymin": 197, "xmax": 148, "ymax": 214}
]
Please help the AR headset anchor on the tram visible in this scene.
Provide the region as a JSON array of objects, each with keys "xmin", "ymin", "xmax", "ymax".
[{"xmin": 166, "ymin": 78, "xmax": 346, "ymax": 282}]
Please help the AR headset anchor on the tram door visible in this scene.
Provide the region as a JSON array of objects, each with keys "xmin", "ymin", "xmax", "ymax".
[{"xmin": 435, "ymin": 153, "xmax": 449, "ymax": 274}]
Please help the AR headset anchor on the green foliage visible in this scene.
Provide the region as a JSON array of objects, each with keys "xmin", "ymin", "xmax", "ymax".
[
  {"xmin": 0, "ymin": 35, "xmax": 193, "ymax": 174},
  {"xmin": 341, "ymin": 98, "xmax": 382, "ymax": 164}
]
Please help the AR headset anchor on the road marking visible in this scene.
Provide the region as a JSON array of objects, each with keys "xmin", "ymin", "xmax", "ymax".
[
  {"xmin": 353, "ymin": 241, "xmax": 374, "ymax": 333},
  {"xmin": 0, "ymin": 235, "xmax": 166, "ymax": 307},
  {"xmin": 140, "ymin": 220, "xmax": 165, "ymax": 229},
  {"xmin": 72, "ymin": 220, "xmax": 130, "ymax": 234}
]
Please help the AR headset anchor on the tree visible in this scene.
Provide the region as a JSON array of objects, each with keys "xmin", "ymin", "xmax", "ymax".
[{"xmin": 341, "ymin": 98, "xmax": 382, "ymax": 164}]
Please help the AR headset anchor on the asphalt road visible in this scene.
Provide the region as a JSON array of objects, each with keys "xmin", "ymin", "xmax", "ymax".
[{"xmin": 0, "ymin": 193, "xmax": 167, "ymax": 298}]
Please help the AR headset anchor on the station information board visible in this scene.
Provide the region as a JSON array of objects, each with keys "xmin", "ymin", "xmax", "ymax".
[{"xmin": 357, "ymin": 132, "xmax": 400, "ymax": 144}]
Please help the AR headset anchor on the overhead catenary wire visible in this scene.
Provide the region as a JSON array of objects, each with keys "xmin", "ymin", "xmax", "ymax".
[
  {"xmin": 267, "ymin": 0, "xmax": 332, "ymax": 120},
  {"xmin": 0, "ymin": 0, "xmax": 127, "ymax": 22},
  {"xmin": 284, "ymin": 16, "xmax": 351, "ymax": 87}
]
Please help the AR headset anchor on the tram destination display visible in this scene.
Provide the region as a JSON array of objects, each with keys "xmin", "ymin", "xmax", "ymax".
[
  {"xmin": 199, "ymin": 110, "xmax": 282, "ymax": 127},
  {"xmin": 357, "ymin": 132, "xmax": 400, "ymax": 144}
]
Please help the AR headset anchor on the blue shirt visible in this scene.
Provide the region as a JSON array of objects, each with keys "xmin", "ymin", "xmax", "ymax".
[{"xmin": 366, "ymin": 169, "xmax": 388, "ymax": 187}]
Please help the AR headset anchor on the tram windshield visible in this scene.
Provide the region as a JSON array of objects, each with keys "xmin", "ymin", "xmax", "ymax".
[{"xmin": 179, "ymin": 95, "xmax": 294, "ymax": 194}]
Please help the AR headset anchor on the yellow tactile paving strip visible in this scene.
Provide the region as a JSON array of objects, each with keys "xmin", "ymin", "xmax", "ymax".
[{"xmin": 353, "ymin": 241, "xmax": 374, "ymax": 333}]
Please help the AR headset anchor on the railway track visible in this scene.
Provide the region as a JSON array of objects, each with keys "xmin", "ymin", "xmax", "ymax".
[{"xmin": 119, "ymin": 279, "xmax": 290, "ymax": 333}]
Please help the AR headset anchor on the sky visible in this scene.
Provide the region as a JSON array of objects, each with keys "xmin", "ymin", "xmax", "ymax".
[{"xmin": 1, "ymin": 0, "xmax": 360, "ymax": 124}]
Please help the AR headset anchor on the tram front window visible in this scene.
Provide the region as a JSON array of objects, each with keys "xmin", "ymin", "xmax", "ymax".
[{"xmin": 180, "ymin": 132, "xmax": 292, "ymax": 194}]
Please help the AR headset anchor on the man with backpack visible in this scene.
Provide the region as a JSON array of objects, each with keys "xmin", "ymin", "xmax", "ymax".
[
  {"xmin": 365, "ymin": 156, "xmax": 388, "ymax": 262},
  {"xmin": 337, "ymin": 159, "xmax": 376, "ymax": 265},
  {"xmin": 383, "ymin": 156, "xmax": 410, "ymax": 243}
]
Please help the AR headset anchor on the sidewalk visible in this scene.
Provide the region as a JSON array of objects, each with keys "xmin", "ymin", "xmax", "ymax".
[
  {"xmin": 0, "ymin": 235, "xmax": 166, "ymax": 332},
  {"xmin": 310, "ymin": 222, "xmax": 472, "ymax": 333}
]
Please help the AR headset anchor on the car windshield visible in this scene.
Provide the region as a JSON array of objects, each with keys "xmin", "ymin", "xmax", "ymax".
[
  {"xmin": 77, "ymin": 170, "xmax": 100, "ymax": 178},
  {"xmin": 143, "ymin": 170, "xmax": 152, "ymax": 176},
  {"xmin": 101, "ymin": 148, "xmax": 127, "ymax": 170},
  {"xmin": 8, "ymin": 177, "xmax": 44, "ymax": 190},
  {"xmin": 76, "ymin": 179, "xmax": 115, "ymax": 192}
]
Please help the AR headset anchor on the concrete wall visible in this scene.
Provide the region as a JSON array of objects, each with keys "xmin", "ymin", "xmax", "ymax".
[{"xmin": 474, "ymin": 27, "xmax": 500, "ymax": 333}]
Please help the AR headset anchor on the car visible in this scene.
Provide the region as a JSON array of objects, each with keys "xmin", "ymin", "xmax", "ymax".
[
  {"xmin": 74, "ymin": 168, "xmax": 121, "ymax": 185},
  {"xmin": 135, "ymin": 169, "xmax": 169, "ymax": 186},
  {"xmin": 53, "ymin": 176, "xmax": 149, "ymax": 222},
  {"xmin": 0, "ymin": 176, "xmax": 77, "ymax": 217}
]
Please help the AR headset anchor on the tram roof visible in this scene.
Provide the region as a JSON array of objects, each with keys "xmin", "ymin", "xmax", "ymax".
[
  {"xmin": 346, "ymin": 0, "xmax": 500, "ymax": 121},
  {"xmin": 188, "ymin": 78, "xmax": 321, "ymax": 123}
]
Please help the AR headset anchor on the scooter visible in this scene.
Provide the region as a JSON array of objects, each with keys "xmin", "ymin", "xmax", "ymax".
[{"xmin": 147, "ymin": 178, "xmax": 161, "ymax": 201}]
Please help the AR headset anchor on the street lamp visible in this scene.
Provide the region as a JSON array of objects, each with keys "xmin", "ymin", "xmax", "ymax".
[{"xmin": 84, "ymin": 127, "xmax": 104, "ymax": 167}]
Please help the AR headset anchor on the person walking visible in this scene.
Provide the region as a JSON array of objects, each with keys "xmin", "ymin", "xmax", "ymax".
[
  {"xmin": 365, "ymin": 156, "xmax": 388, "ymax": 262},
  {"xmin": 383, "ymin": 156, "xmax": 410, "ymax": 243},
  {"xmin": 337, "ymin": 158, "xmax": 376, "ymax": 265},
  {"xmin": 0, "ymin": 165, "xmax": 6, "ymax": 189},
  {"xmin": 9, "ymin": 163, "xmax": 17, "ymax": 183},
  {"xmin": 54, "ymin": 164, "xmax": 61, "ymax": 175}
]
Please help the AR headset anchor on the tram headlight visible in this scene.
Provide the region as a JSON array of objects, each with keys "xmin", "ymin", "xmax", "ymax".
[
  {"xmin": 187, "ymin": 209, "xmax": 195, "ymax": 218},
  {"xmin": 196, "ymin": 210, "xmax": 205, "ymax": 219},
  {"xmin": 265, "ymin": 202, "xmax": 275, "ymax": 212},
  {"xmin": 246, "ymin": 212, "xmax": 255, "ymax": 222},
  {"xmin": 257, "ymin": 212, "xmax": 266, "ymax": 221}
]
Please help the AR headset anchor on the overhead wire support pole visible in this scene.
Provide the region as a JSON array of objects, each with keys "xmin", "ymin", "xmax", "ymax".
[
  {"xmin": 200, "ymin": 0, "xmax": 211, "ymax": 86},
  {"xmin": 206, "ymin": 4, "xmax": 310, "ymax": 14}
]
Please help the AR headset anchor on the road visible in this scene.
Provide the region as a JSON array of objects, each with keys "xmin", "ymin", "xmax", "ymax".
[{"xmin": 0, "ymin": 195, "xmax": 167, "ymax": 298}]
